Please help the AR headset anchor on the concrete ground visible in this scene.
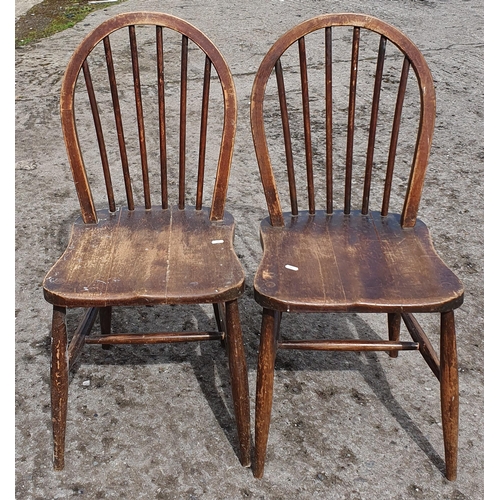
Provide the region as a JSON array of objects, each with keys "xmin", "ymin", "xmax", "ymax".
[{"xmin": 15, "ymin": 0, "xmax": 484, "ymax": 499}]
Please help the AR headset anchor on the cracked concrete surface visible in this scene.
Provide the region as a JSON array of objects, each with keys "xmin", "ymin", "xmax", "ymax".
[{"xmin": 15, "ymin": 0, "xmax": 484, "ymax": 498}]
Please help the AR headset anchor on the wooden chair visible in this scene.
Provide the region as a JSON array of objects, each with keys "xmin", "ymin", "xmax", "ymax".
[
  {"xmin": 250, "ymin": 13, "xmax": 464, "ymax": 480},
  {"xmin": 42, "ymin": 12, "xmax": 250, "ymax": 470}
]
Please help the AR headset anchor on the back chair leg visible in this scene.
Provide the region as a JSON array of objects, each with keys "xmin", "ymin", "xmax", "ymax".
[
  {"xmin": 224, "ymin": 299, "xmax": 251, "ymax": 467},
  {"xmin": 213, "ymin": 302, "xmax": 227, "ymax": 350},
  {"xmin": 254, "ymin": 308, "xmax": 280, "ymax": 479},
  {"xmin": 99, "ymin": 306, "xmax": 112, "ymax": 350},
  {"xmin": 440, "ymin": 310, "xmax": 459, "ymax": 481},
  {"xmin": 50, "ymin": 305, "xmax": 69, "ymax": 470},
  {"xmin": 388, "ymin": 313, "xmax": 401, "ymax": 358}
]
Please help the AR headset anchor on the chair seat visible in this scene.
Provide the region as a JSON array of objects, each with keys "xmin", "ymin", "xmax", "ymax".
[
  {"xmin": 254, "ymin": 210, "xmax": 464, "ymax": 313},
  {"xmin": 43, "ymin": 206, "xmax": 245, "ymax": 307}
]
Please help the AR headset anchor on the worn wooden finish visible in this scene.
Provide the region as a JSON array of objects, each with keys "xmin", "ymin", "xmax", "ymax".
[
  {"xmin": 59, "ymin": 11, "xmax": 237, "ymax": 223},
  {"xmin": 44, "ymin": 207, "xmax": 245, "ymax": 307},
  {"xmin": 50, "ymin": 306, "xmax": 68, "ymax": 471},
  {"xmin": 387, "ymin": 312, "xmax": 401, "ymax": 358},
  {"xmin": 254, "ymin": 308, "xmax": 280, "ymax": 479},
  {"xmin": 402, "ymin": 312, "xmax": 441, "ymax": 379},
  {"xmin": 254, "ymin": 211, "xmax": 463, "ymax": 313},
  {"xmin": 278, "ymin": 339, "xmax": 418, "ymax": 351},
  {"xmin": 440, "ymin": 311, "xmax": 459, "ymax": 481},
  {"xmin": 44, "ymin": 12, "xmax": 249, "ymax": 471},
  {"xmin": 250, "ymin": 14, "xmax": 463, "ymax": 481},
  {"xmin": 67, "ymin": 307, "xmax": 98, "ymax": 369},
  {"xmin": 85, "ymin": 331, "xmax": 223, "ymax": 344}
]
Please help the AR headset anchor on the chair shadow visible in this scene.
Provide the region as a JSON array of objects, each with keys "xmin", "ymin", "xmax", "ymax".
[
  {"xmin": 65, "ymin": 300, "xmax": 250, "ymax": 464},
  {"xmin": 269, "ymin": 311, "xmax": 446, "ymax": 476},
  {"xmin": 62, "ymin": 298, "xmax": 445, "ymax": 474}
]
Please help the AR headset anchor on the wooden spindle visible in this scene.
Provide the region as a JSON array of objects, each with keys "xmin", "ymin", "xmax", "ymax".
[
  {"xmin": 82, "ymin": 59, "xmax": 115, "ymax": 213},
  {"xmin": 325, "ymin": 26, "xmax": 333, "ymax": 214},
  {"xmin": 156, "ymin": 26, "xmax": 168, "ymax": 209},
  {"xmin": 362, "ymin": 35, "xmax": 387, "ymax": 215},
  {"xmin": 196, "ymin": 56, "xmax": 211, "ymax": 210},
  {"xmin": 129, "ymin": 25, "xmax": 151, "ymax": 209},
  {"xmin": 299, "ymin": 36, "xmax": 315, "ymax": 214},
  {"xmin": 382, "ymin": 56, "xmax": 410, "ymax": 216},
  {"xmin": 275, "ymin": 59, "xmax": 298, "ymax": 215},
  {"xmin": 179, "ymin": 35, "xmax": 188, "ymax": 210},
  {"xmin": 345, "ymin": 27, "xmax": 360, "ymax": 214},
  {"xmin": 103, "ymin": 36, "xmax": 133, "ymax": 211}
]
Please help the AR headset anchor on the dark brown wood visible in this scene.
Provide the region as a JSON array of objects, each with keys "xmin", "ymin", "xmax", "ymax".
[
  {"xmin": 362, "ymin": 35, "xmax": 386, "ymax": 215},
  {"xmin": 196, "ymin": 56, "xmax": 211, "ymax": 210},
  {"xmin": 345, "ymin": 26, "xmax": 359, "ymax": 215},
  {"xmin": 156, "ymin": 26, "xmax": 168, "ymax": 209},
  {"xmin": 440, "ymin": 310, "xmax": 459, "ymax": 481},
  {"xmin": 298, "ymin": 37, "xmax": 315, "ymax": 214},
  {"xmin": 254, "ymin": 308, "xmax": 279, "ymax": 479},
  {"xmin": 388, "ymin": 312, "xmax": 401, "ymax": 358},
  {"xmin": 278, "ymin": 339, "xmax": 418, "ymax": 351},
  {"xmin": 275, "ymin": 59, "xmax": 298, "ymax": 215},
  {"xmin": 82, "ymin": 60, "xmax": 115, "ymax": 213},
  {"xmin": 179, "ymin": 34, "xmax": 188, "ymax": 210},
  {"xmin": 325, "ymin": 26, "xmax": 333, "ymax": 214},
  {"xmin": 59, "ymin": 11, "xmax": 237, "ymax": 223},
  {"xmin": 382, "ymin": 57, "xmax": 410, "ymax": 216},
  {"xmin": 85, "ymin": 331, "xmax": 223, "ymax": 344},
  {"xmin": 103, "ymin": 35, "xmax": 134, "ymax": 211},
  {"xmin": 250, "ymin": 13, "xmax": 462, "ymax": 481},
  {"xmin": 44, "ymin": 12, "xmax": 247, "ymax": 471},
  {"xmin": 129, "ymin": 25, "xmax": 151, "ymax": 209},
  {"xmin": 44, "ymin": 207, "xmax": 245, "ymax": 307},
  {"xmin": 99, "ymin": 305, "xmax": 112, "ymax": 350},
  {"xmin": 225, "ymin": 299, "xmax": 252, "ymax": 467},
  {"xmin": 67, "ymin": 307, "xmax": 99, "ymax": 369},
  {"xmin": 254, "ymin": 211, "xmax": 463, "ymax": 313},
  {"xmin": 51, "ymin": 306, "xmax": 68, "ymax": 471},
  {"xmin": 213, "ymin": 302, "xmax": 227, "ymax": 349},
  {"xmin": 402, "ymin": 312, "xmax": 440, "ymax": 379},
  {"xmin": 250, "ymin": 13, "xmax": 436, "ymax": 227}
]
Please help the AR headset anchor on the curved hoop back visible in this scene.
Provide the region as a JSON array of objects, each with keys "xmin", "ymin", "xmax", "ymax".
[
  {"xmin": 61, "ymin": 12, "xmax": 237, "ymax": 223},
  {"xmin": 250, "ymin": 13, "xmax": 435, "ymax": 227}
]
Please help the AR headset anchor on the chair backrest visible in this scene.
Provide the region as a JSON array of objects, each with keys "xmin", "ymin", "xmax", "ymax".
[
  {"xmin": 250, "ymin": 13, "xmax": 436, "ymax": 228},
  {"xmin": 60, "ymin": 12, "xmax": 237, "ymax": 224}
]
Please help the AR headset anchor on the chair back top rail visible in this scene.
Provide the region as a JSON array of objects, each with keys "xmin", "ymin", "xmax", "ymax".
[
  {"xmin": 250, "ymin": 13, "xmax": 436, "ymax": 228},
  {"xmin": 60, "ymin": 11, "xmax": 237, "ymax": 224}
]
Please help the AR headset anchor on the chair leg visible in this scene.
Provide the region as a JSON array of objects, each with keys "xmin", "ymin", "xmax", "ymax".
[
  {"xmin": 50, "ymin": 305, "xmax": 69, "ymax": 470},
  {"xmin": 388, "ymin": 313, "xmax": 401, "ymax": 358},
  {"xmin": 213, "ymin": 302, "xmax": 227, "ymax": 350},
  {"xmin": 440, "ymin": 310, "xmax": 459, "ymax": 481},
  {"xmin": 254, "ymin": 308, "xmax": 279, "ymax": 479},
  {"xmin": 99, "ymin": 306, "xmax": 112, "ymax": 350},
  {"xmin": 224, "ymin": 299, "xmax": 251, "ymax": 467}
]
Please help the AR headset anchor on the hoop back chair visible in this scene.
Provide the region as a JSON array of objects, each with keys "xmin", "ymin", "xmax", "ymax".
[
  {"xmin": 42, "ymin": 12, "xmax": 250, "ymax": 470},
  {"xmin": 250, "ymin": 13, "xmax": 464, "ymax": 480}
]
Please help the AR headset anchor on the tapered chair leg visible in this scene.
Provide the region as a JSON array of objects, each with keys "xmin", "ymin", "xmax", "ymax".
[
  {"xmin": 440, "ymin": 310, "xmax": 459, "ymax": 481},
  {"xmin": 225, "ymin": 299, "xmax": 251, "ymax": 467},
  {"xmin": 254, "ymin": 308, "xmax": 279, "ymax": 479},
  {"xmin": 50, "ymin": 306, "xmax": 69, "ymax": 470},
  {"xmin": 388, "ymin": 313, "xmax": 401, "ymax": 358}
]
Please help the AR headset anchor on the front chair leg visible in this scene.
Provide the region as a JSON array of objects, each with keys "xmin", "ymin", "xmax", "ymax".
[
  {"xmin": 440, "ymin": 310, "xmax": 459, "ymax": 481},
  {"xmin": 254, "ymin": 308, "xmax": 280, "ymax": 479},
  {"xmin": 224, "ymin": 299, "xmax": 251, "ymax": 467},
  {"xmin": 51, "ymin": 305, "xmax": 69, "ymax": 470}
]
